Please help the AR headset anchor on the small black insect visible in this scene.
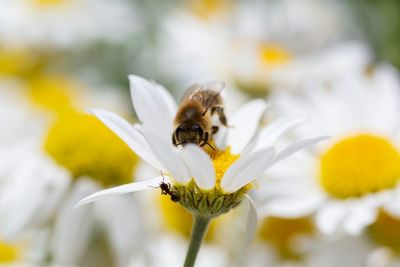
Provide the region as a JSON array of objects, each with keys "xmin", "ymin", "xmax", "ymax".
[{"xmin": 158, "ymin": 173, "xmax": 180, "ymax": 202}]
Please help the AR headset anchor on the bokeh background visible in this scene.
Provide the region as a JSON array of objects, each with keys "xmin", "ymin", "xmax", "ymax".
[{"xmin": 1, "ymin": 0, "xmax": 400, "ymax": 266}]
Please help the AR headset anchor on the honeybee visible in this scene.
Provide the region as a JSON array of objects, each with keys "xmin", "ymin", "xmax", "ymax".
[{"xmin": 172, "ymin": 82, "xmax": 228, "ymax": 149}]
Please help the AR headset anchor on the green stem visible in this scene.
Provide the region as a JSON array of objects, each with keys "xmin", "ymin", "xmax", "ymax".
[{"xmin": 184, "ymin": 215, "xmax": 211, "ymax": 267}]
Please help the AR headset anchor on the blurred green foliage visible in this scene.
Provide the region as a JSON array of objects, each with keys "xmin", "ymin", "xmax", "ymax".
[{"xmin": 349, "ymin": 0, "xmax": 400, "ymax": 69}]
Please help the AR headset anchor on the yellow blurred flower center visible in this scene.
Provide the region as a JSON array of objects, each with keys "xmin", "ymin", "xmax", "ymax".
[
  {"xmin": 320, "ymin": 134, "xmax": 400, "ymax": 199},
  {"xmin": 369, "ymin": 210, "xmax": 400, "ymax": 253},
  {"xmin": 259, "ymin": 44, "xmax": 292, "ymax": 66},
  {"xmin": 188, "ymin": 0, "xmax": 230, "ymax": 19},
  {"xmin": 28, "ymin": 76, "xmax": 75, "ymax": 113},
  {"xmin": 0, "ymin": 241, "xmax": 18, "ymax": 263},
  {"xmin": 32, "ymin": 0, "xmax": 65, "ymax": 7},
  {"xmin": 158, "ymin": 194, "xmax": 217, "ymax": 242},
  {"xmin": 213, "ymin": 147, "xmax": 240, "ymax": 187},
  {"xmin": 259, "ymin": 217, "xmax": 314, "ymax": 260},
  {"xmin": 44, "ymin": 112, "xmax": 138, "ymax": 187}
]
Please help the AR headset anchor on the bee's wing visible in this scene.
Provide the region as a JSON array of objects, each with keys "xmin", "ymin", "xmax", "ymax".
[
  {"xmin": 200, "ymin": 81, "xmax": 225, "ymax": 94},
  {"xmin": 181, "ymin": 84, "xmax": 201, "ymax": 101},
  {"xmin": 182, "ymin": 81, "xmax": 225, "ymax": 102}
]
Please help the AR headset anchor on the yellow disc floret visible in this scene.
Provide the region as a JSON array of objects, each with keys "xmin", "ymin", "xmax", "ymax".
[
  {"xmin": 28, "ymin": 76, "xmax": 75, "ymax": 113},
  {"xmin": 320, "ymin": 134, "xmax": 400, "ymax": 199},
  {"xmin": 0, "ymin": 241, "xmax": 18, "ymax": 263},
  {"xmin": 258, "ymin": 217, "xmax": 314, "ymax": 260},
  {"xmin": 212, "ymin": 147, "xmax": 240, "ymax": 188},
  {"xmin": 260, "ymin": 44, "xmax": 293, "ymax": 67},
  {"xmin": 44, "ymin": 111, "xmax": 138, "ymax": 187},
  {"xmin": 369, "ymin": 210, "xmax": 400, "ymax": 253}
]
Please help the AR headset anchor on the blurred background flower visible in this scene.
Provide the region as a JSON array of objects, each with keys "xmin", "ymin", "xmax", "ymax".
[{"xmin": 1, "ymin": 0, "xmax": 400, "ymax": 266}]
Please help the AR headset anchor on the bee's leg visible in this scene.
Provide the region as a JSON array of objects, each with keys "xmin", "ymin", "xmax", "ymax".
[
  {"xmin": 199, "ymin": 132, "xmax": 209, "ymax": 147},
  {"xmin": 212, "ymin": 106, "xmax": 228, "ymax": 126},
  {"xmin": 212, "ymin": 126, "xmax": 219, "ymax": 134}
]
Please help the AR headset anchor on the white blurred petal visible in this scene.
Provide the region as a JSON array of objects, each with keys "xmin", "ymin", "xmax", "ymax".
[
  {"xmin": 343, "ymin": 203, "xmax": 377, "ymax": 235},
  {"xmin": 51, "ymin": 179, "xmax": 99, "ymax": 265},
  {"xmin": 272, "ymin": 135, "xmax": 328, "ymax": 164},
  {"xmin": 258, "ymin": 193, "xmax": 323, "ymax": 219},
  {"xmin": 316, "ymin": 203, "xmax": 348, "ymax": 235},
  {"xmin": 244, "ymin": 194, "xmax": 258, "ymax": 246},
  {"xmin": 97, "ymin": 195, "xmax": 143, "ymax": 267},
  {"xmin": 0, "ymin": 157, "xmax": 70, "ymax": 240}
]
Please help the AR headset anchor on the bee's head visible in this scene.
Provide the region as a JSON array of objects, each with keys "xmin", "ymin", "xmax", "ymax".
[{"xmin": 172, "ymin": 123, "xmax": 203, "ymax": 146}]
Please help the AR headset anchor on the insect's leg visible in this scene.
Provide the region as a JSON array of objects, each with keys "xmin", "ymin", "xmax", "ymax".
[
  {"xmin": 199, "ymin": 132, "xmax": 209, "ymax": 147},
  {"xmin": 214, "ymin": 106, "xmax": 228, "ymax": 126}
]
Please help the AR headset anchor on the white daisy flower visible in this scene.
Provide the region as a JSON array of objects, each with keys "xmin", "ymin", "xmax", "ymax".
[
  {"xmin": 0, "ymin": 0, "xmax": 139, "ymax": 49},
  {"xmin": 157, "ymin": 0, "xmax": 351, "ymax": 95},
  {"xmin": 256, "ymin": 63, "xmax": 400, "ymax": 235},
  {"xmin": 76, "ymin": 75, "xmax": 326, "ymax": 248},
  {"xmin": 0, "ymin": 82, "xmax": 143, "ymax": 267}
]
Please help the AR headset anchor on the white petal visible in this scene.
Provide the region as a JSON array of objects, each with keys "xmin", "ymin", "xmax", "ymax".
[
  {"xmin": 226, "ymin": 99, "xmax": 268, "ymax": 154},
  {"xmin": 51, "ymin": 179, "xmax": 99, "ymax": 265},
  {"xmin": 180, "ymin": 145, "xmax": 215, "ymax": 190},
  {"xmin": 89, "ymin": 109, "xmax": 162, "ymax": 170},
  {"xmin": 255, "ymin": 117, "xmax": 305, "ymax": 150},
  {"xmin": 129, "ymin": 75, "xmax": 176, "ymax": 136},
  {"xmin": 244, "ymin": 194, "xmax": 258, "ymax": 246},
  {"xmin": 221, "ymin": 148, "xmax": 276, "ymax": 193},
  {"xmin": 142, "ymin": 129, "xmax": 191, "ymax": 184},
  {"xmin": 272, "ymin": 135, "xmax": 328, "ymax": 164},
  {"xmin": 75, "ymin": 176, "xmax": 164, "ymax": 207},
  {"xmin": 316, "ymin": 203, "xmax": 348, "ymax": 235}
]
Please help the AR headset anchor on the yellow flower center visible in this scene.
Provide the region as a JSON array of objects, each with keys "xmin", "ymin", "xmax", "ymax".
[
  {"xmin": 44, "ymin": 111, "xmax": 138, "ymax": 187},
  {"xmin": 259, "ymin": 44, "xmax": 293, "ymax": 67},
  {"xmin": 27, "ymin": 76, "xmax": 76, "ymax": 113},
  {"xmin": 0, "ymin": 241, "xmax": 18, "ymax": 263},
  {"xmin": 369, "ymin": 210, "xmax": 400, "ymax": 253},
  {"xmin": 157, "ymin": 194, "xmax": 218, "ymax": 242},
  {"xmin": 320, "ymin": 134, "xmax": 400, "ymax": 199},
  {"xmin": 258, "ymin": 217, "xmax": 314, "ymax": 260},
  {"xmin": 212, "ymin": 147, "xmax": 240, "ymax": 188},
  {"xmin": 187, "ymin": 0, "xmax": 230, "ymax": 19}
]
